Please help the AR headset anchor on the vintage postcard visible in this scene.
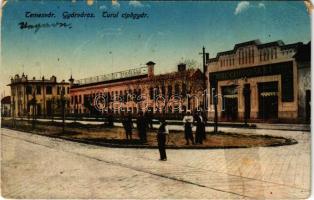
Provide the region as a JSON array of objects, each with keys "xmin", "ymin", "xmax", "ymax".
[{"xmin": 0, "ymin": 0, "xmax": 311, "ymax": 199}]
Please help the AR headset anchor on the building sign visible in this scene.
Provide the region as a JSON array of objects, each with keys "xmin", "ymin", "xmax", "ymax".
[
  {"xmin": 209, "ymin": 61, "xmax": 294, "ymax": 102},
  {"xmin": 76, "ymin": 67, "xmax": 148, "ymax": 85}
]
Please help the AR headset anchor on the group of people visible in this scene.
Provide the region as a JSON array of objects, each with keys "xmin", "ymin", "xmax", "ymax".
[
  {"xmin": 122, "ymin": 111, "xmax": 153, "ymax": 143},
  {"xmin": 183, "ymin": 111, "xmax": 207, "ymax": 145},
  {"xmin": 121, "ymin": 110, "xmax": 207, "ymax": 161}
]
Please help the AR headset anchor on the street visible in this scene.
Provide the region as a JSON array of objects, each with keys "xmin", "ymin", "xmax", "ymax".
[{"xmin": 1, "ymin": 128, "xmax": 310, "ymax": 199}]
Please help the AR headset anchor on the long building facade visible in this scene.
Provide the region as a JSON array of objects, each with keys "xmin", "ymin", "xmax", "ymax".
[
  {"xmin": 9, "ymin": 74, "xmax": 70, "ymax": 117},
  {"xmin": 206, "ymin": 39, "xmax": 310, "ymax": 122},
  {"xmin": 69, "ymin": 62, "xmax": 204, "ymax": 118}
]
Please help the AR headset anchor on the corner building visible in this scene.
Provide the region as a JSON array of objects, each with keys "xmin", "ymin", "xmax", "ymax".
[
  {"xmin": 206, "ymin": 39, "xmax": 308, "ymax": 122},
  {"xmin": 9, "ymin": 74, "xmax": 70, "ymax": 117}
]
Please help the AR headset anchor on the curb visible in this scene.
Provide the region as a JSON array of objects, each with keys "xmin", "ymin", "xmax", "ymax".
[{"xmin": 2, "ymin": 127, "xmax": 298, "ymax": 150}]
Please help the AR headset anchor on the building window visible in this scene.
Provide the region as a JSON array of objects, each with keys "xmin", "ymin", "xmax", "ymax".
[
  {"xmin": 26, "ymin": 85, "xmax": 32, "ymax": 95},
  {"xmin": 252, "ymin": 48, "xmax": 254, "ymax": 63},
  {"xmin": 36, "ymin": 85, "xmax": 41, "ymax": 94},
  {"xmin": 274, "ymin": 48, "xmax": 277, "ymax": 59},
  {"xmin": 161, "ymin": 85, "xmax": 166, "ymax": 97},
  {"xmin": 46, "ymin": 86, "xmax": 52, "ymax": 94},
  {"xmin": 167, "ymin": 85, "xmax": 172, "ymax": 98},
  {"xmin": 79, "ymin": 95, "xmax": 81, "ymax": 104},
  {"xmin": 239, "ymin": 51, "xmax": 241, "ymax": 65},
  {"xmin": 182, "ymin": 83, "xmax": 187, "ymax": 97},
  {"xmin": 149, "ymin": 87, "xmax": 154, "ymax": 100},
  {"xmin": 260, "ymin": 50, "xmax": 262, "ymax": 61},
  {"xmin": 245, "ymin": 49, "xmax": 247, "ymax": 64},
  {"xmin": 174, "ymin": 84, "xmax": 180, "ymax": 96},
  {"xmin": 71, "ymin": 96, "xmax": 74, "ymax": 104}
]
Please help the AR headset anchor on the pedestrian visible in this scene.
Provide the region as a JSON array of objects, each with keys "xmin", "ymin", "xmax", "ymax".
[
  {"xmin": 107, "ymin": 109, "xmax": 114, "ymax": 127},
  {"xmin": 183, "ymin": 110, "xmax": 194, "ymax": 145},
  {"xmin": 144, "ymin": 111, "xmax": 153, "ymax": 129},
  {"xmin": 137, "ymin": 111, "xmax": 147, "ymax": 143},
  {"xmin": 201, "ymin": 111, "xmax": 207, "ymax": 140},
  {"xmin": 195, "ymin": 111, "xmax": 205, "ymax": 144},
  {"xmin": 157, "ymin": 119, "xmax": 169, "ymax": 161},
  {"xmin": 122, "ymin": 112, "xmax": 133, "ymax": 140}
]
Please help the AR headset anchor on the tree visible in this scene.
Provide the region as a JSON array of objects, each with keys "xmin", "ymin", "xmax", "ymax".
[{"xmin": 181, "ymin": 59, "xmax": 200, "ymax": 69}]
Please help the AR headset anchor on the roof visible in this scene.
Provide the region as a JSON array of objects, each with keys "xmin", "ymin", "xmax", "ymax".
[
  {"xmin": 1, "ymin": 96, "xmax": 10, "ymax": 104},
  {"xmin": 234, "ymin": 39, "xmax": 261, "ymax": 49},
  {"xmin": 208, "ymin": 39, "xmax": 303, "ymax": 63}
]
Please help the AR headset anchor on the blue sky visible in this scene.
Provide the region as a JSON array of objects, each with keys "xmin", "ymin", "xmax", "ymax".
[{"xmin": 0, "ymin": 0, "xmax": 311, "ymax": 95}]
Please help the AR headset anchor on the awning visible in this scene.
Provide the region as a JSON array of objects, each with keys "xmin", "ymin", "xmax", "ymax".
[{"xmin": 260, "ymin": 92, "xmax": 278, "ymax": 97}]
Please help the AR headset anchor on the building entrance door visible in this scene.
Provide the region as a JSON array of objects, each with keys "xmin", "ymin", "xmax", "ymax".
[
  {"xmin": 243, "ymin": 84, "xmax": 251, "ymax": 121},
  {"xmin": 222, "ymin": 85, "xmax": 238, "ymax": 120},
  {"xmin": 258, "ymin": 82, "xmax": 278, "ymax": 120}
]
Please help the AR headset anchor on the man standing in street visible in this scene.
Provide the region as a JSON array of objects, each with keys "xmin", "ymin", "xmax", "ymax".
[
  {"xmin": 157, "ymin": 119, "xmax": 169, "ymax": 161},
  {"xmin": 137, "ymin": 111, "xmax": 148, "ymax": 143},
  {"xmin": 183, "ymin": 110, "xmax": 194, "ymax": 145},
  {"xmin": 122, "ymin": 112, "xmax": 133, "ymax": 140},
  {"xmin": 195, "ymin": 111, "xmax": 205, "ymax": 144}
]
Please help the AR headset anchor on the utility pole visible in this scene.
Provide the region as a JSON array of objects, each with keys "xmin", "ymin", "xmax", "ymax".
[{"xmin": 199, "ymin": 46, "xmax": 209, "ymax": 110}]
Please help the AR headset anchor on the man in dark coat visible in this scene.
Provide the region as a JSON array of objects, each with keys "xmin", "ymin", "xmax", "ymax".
[
  {"xmin": 144, "ymin": 111, "xmax": 153, "ymax": 129},
  {"xmin": 137, "ymin": 111, "xmax": 148, "ymax": 143},
  {"xmin": 122, "ymin": 113, "xmax": 133, "ymax": 140},
  {"xmin": 195, "ymin": 112, "xmax": 205, "ymax": 144},
  {"xmin": 157, "ymin": 119, "xmax": 169, "ymax": 161}
]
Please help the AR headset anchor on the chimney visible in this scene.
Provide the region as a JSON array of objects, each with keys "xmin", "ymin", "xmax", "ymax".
[
  {"xmin": 178, "ymin": 63, "xmax": 186, "ymax": 72},
  {"xmin": 146, "ymin": 61, "xmax": 155, "ymax": 78}
]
